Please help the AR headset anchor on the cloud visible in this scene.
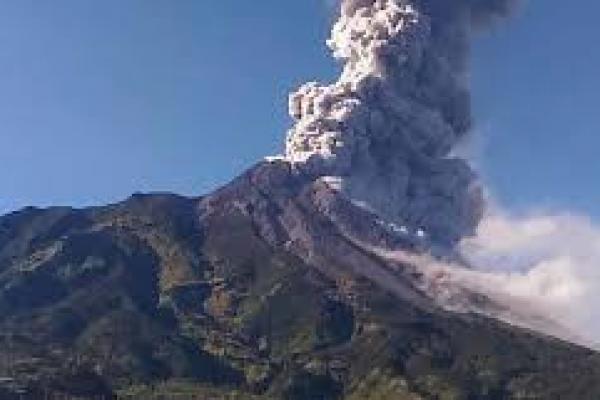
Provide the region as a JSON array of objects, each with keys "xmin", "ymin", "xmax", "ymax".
[{"xmin": 454, "ymin": 210, "xmax": 600, "ymax": 346}]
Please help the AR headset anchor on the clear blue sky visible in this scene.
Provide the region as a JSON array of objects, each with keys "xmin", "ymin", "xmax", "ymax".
[{"xmin": 0, "ymin": 0, "xmax": 598, "ymax": 220}]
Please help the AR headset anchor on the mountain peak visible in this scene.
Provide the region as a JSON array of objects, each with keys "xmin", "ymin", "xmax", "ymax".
[{"xmin": 2, "ymin": 167, "xmax": 600, "ymax": 398}]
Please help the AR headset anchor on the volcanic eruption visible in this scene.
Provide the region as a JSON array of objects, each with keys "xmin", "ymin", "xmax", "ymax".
[
  {"xmin": 284, "ymin": 0, "xmax": 513, "ymax": 248},
  {"xmin": 5, "ymin": 2, "xmax": 600, "ymax": 397}
]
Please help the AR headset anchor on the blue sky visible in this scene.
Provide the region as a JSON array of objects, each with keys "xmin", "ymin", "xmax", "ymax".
[{"xmin": 0, "ymin": 0, "xmax": 598, "ymax": 220}]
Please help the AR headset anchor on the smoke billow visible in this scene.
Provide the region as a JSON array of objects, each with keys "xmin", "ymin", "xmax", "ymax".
[
  {"xmin": 279, "ymin": 0, "xmax": 600, "ymax": 346},
  {"xmin": 368, "ymin": 211, "xmax": 600, "ymax": 347},
  {"xmin": 454, "ymin": 211, "xmax": 600, "ymax": 347},
  {"xmin": 285, "ymin": 0, "xmax": 515, "ymax": 247}
]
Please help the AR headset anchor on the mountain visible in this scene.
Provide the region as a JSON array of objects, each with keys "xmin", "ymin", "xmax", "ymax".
[{"xmin": 1, "ymin": 160, "xmax": 600, "ymax": 400}]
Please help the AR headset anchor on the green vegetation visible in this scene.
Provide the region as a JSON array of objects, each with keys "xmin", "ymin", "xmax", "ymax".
[{"xmin": 2, "ymin": 192, "xmax": 600, "ymax": 399}]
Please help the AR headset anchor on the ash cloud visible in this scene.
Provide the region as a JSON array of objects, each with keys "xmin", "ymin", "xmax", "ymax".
[
  {"xmin": 280, "ymin": 0, "xmax": 600, "ymax": 346},
  {"xmin": 361, "ymin": 208, "xmax": 600, "ymax": 348},
  {"xmin": 285, "ymin": 0, "xmax": 514, "ymax": 247}
]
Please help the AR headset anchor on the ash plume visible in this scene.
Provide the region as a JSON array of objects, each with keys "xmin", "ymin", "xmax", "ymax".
[
  {"xmin": 284, "ymin": 0, "xmax": 513, "ymax": 247},
  {"xmin": 381, "ymin": 211, "xmax": 600, "ymax": 348},
  {"xmin": 279, "ymin": 0, "xmax": 600, "ymax": 346}
]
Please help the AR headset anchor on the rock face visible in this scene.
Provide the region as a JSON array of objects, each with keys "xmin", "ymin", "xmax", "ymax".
[{"xmin": 2, "ymin": 161, "xmax": 600, "ymax": 399}]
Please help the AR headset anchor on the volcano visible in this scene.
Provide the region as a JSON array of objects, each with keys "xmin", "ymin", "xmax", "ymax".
[
  {"xmin": 2, "ymin": 0, "xmax": 600, "ymax": 399},
  {"xmin": 2, "ymin": 161, "xmax": 600, "ymax": 399}
]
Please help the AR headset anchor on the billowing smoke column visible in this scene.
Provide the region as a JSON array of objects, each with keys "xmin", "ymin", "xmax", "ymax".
[{"xmin": 284, "ymin": 0, "xmax": 511, "ymax": 247}]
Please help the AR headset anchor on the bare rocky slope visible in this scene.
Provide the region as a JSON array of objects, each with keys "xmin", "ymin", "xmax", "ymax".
[{"xmin": 1, "ymin": 160, "xmax": 600, "ymax": 399}]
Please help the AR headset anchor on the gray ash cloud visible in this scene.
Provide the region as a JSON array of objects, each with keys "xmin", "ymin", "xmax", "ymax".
[{"xmin": 283, "ymin": 0, "xmax": 513, "ymax": 247}]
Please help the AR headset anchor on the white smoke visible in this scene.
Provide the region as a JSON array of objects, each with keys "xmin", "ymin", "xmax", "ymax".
[
  {"xmin": 369, "ymin": 211, "xmax": 600, "ymax": 347},
  {"xmin": 456, "ymin": 210, "xmax": 600, "ymax": 346}
]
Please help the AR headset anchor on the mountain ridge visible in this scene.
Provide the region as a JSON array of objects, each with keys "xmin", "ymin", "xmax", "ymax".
[{"xmin": 2, "ymin": 161, "xmax": 600, "ymax": 399}]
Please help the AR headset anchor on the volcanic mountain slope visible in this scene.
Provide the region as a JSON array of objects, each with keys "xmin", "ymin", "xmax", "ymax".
[{"xmin": 2, "ymin": 161, "xmax": 600, "ymax": 399}]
